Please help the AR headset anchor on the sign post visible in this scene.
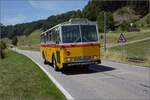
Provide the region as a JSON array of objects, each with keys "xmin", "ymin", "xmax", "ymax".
[{"xmin": 118, "ymin": 33, "xmax": 127, "ymax": 61}]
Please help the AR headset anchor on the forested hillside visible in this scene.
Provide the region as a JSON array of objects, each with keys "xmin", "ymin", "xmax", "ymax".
[{"xmin": 0, "ymin": 0, "xmax": 149, "ymax": 38}]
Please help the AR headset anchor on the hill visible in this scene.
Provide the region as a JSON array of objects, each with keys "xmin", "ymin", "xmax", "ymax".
[
  {"xmin": 135, "ymin": 13, "xmax": 150, "ymax": 27},
  {"xmin": 18, "ymin": 29, "xmax": 43, "ymax": 51},
  {"xmin": 1, "ymin": 0, "xmax": 149, "ymax": 38}
]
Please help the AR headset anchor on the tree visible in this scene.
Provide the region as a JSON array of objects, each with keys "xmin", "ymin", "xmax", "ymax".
[
  {"xmin": 1, "ymin": 0, "xmax": 149, "ymax": 38},
  {"xmin": 0, "ymin": 49, "xmax": 4, "ymax": 59},
  {"xmin": 118, "ymin": 21, "xmax": 130, "ymax": 31},
  {"xmin": 83, "ymin": 1, "xmax": 102, "ymax": 21},
  {"xmin": 11, "ymin": 37, "xmax": 18, "ymax": 46},
  {"xmin": 0, "ymin": 41, "xmax": 6, "ymax": 59},
  {"xmin": 97, "ymin": 11, "xmax": 104, "ymax": 32},
  {"xmin": 106, "ymin": 12, "xmax": 115, "ymax": 31},
  {"xmin": 0, "ymin": 40, "xmax": 7, "ymax": 49},
  {"xmin": 97, "ymin": 11, "xmax": 115, "ymax": 32},
  {"xmin": 71, "ymin": 10, "xmax": 83, "ymax": 18}
]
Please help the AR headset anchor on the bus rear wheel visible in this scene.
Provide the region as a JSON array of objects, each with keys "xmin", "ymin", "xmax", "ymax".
[
  {"xmin": 52, "ymin": 56, "xmax": 59, "ymax": 71},
  {"xmin": 44, "ymin": 59, "xmax": 49, "ymax": 64},
  {"xmin": 43, "ymin": 52, "xmax": 49, "ymax": 64}
]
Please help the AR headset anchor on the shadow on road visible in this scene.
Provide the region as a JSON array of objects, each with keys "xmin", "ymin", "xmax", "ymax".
[{"xmin": 61, "ymin": 64, "xmax": 115, "ymax": 75}]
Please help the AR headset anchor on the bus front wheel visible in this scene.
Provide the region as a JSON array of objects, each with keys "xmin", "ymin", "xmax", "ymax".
[{"xmin": 52, "ymin": 56, "xmax": 59, "ymax": 71}]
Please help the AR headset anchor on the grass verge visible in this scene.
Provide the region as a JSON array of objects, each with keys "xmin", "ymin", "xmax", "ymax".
[
  {"xmin": 0, "ymin": 49, "xmax": 66, "ymax": 100},
  {"xmin": 101, "ymin": 28, "xmax": 150, "ymax": 46},
  {"xmin": 103, "ymin": 39, "xmax": 150, "ymax": 67}
]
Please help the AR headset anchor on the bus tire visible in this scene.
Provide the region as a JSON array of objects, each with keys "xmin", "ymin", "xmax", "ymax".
[
  {"xmin": 43, "ymin": 52, "xmax": 48, "ymax": 64},
  {"xmin": 52, "ymin": 56, "xmax": 59, "ymax": 71},
  {"xmin": 44, "ymin": 59, "xmax": 49, "ymax": 64}
]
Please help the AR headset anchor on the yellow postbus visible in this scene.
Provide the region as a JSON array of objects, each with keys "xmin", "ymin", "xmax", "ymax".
[{"xmin": 40, "ymin": 18, "xmax": 101, "ymax": 71}]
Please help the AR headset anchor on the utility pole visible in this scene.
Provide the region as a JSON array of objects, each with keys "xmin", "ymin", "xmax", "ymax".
[{"xmin": 104, "ymin": 12, "xmax": 107, "ymax": 52}]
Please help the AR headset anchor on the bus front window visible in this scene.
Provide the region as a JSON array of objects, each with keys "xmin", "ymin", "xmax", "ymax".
[
  {"xmin": 62, "ymin": 25, "xmax": 81, "ymax": 43},
  {"xmin": 81, "ymin": 25, "xmax": 98, "ymax": 42},
  {"xmin": 62, "ymin": 25, "xmax": 98, "ymax": 43}
]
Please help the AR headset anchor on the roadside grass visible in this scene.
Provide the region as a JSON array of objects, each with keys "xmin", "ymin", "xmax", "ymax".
[
  {"xmin": 19, "ymin": 45, "xmax": 40, "ymax": 51},
  {"xmin": 102, "ymin": 39, "xmax": 150, "ymax": 67},
  {"xmin": 0, "ymin": 49, "xmax": 66, "ymax": 100}
]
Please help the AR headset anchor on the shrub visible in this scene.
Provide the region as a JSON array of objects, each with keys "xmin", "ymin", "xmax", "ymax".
[
  {"xmin": 11, "ymin": 36, "xmax": 18, "ymax": 46},
  {"xmin": 97, "ymin": 11, "xmax": 115, "ymax": 33},
  {"xmin": 0, "ymin": 40, "xmax": 7, "ymax": 49},
  {"xmin": 0, "ymin": 41, "xmax": 7, "ymax": 59},
  {"xmin": 0, "ymin": 49, "xmax": 5, "ymax": 59},
  {"xmin": 119, "ymin": 21, "xmax": 130, "ymax": 31}
]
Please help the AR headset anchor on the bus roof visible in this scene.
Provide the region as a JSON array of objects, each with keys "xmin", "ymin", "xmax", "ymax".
[{"xmin": 41, "ymin": 18, "xmax": 97, "ymax": 35}]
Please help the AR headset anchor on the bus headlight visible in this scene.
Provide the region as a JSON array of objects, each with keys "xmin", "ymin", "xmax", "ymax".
[
  {"xmin": 93, "ymin": 56, "xmax": 99, "ymax": 59},
  {"xmin": 66, "ymin": 51, "xmax": 71, "ymax": 56},
  {"xmin": 66, "ymin": 58, "xmax": 71, "ymax": 62}
]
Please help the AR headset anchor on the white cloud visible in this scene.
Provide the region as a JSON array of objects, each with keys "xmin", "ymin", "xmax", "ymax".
[
  {"xmin": 28, "ymin": 0, "xmax": 87, "ymax": 14},
  {"xmin": 28, "ymin": 0, "xmax": 53, "ymax": 10},
  {"xmin": 2, "ymin": 15, "xmax": 28, "ymax": 25},
  {"xmin": 28, "ymin": 0, "xmax": 64, "ymax": 13}
]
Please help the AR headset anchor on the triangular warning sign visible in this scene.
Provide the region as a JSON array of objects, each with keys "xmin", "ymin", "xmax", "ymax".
[{"xmin": 118, "ymin": 33, "xmax": 127, "ymax": 43}]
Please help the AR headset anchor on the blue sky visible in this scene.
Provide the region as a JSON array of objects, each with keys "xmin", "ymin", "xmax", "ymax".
[{"xmin": 0, "ymin": 0, "xmax": 89, "ymax": 25}]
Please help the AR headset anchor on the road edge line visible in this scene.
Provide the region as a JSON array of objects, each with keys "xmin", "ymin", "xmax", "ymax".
[{"xmin": 12, "ymin": 48, "xmax": 74, "ymax": 100}]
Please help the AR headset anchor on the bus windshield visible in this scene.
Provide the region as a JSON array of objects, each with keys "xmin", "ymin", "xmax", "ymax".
[
  {"xmin": 62, "ymin": 25, "xmax": 98, "ymax": 43},
  {"xmin": 62, "ymin": 25, "xmax": 81, "ymax": 43},
  {"xmin": 81, "ymin": 25, "xmax": 98, "ymax": 42}
]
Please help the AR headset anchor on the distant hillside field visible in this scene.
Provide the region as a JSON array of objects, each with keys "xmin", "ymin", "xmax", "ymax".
[
  {"xmin": 135, "ymin": 13, "xmax": 150, "ymax": 27},
  {"xmin": 18, "ymin": 29, "xmax": 42, "ymax": 51}
]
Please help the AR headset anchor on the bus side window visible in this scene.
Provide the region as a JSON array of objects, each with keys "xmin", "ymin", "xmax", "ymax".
[
  {"xmin": 44, "ymin": 34, "xmax": 47, "ymax": 43},
  {"xmin": 47, "ymin": 31, "xmax": 51, "ymax": 42},
  {"xmin": 56, "ymin": 29, "xmax": 60, "ymax": 44},
  {"xmin": 51, "ymin": 29, "xmax": 56, "ymax": 43},
  {"xmin": 48, "ymin": 34, "xmax": 51, "ymax": 42},
  {"xmin": 40, "ymin": 35, "xmax": 45, "ymax": 43}
]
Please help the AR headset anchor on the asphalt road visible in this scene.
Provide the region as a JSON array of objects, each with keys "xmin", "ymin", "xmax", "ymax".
[{"xmin": 12, "ymin": 48, "xmax": 150, "ymax": 100}]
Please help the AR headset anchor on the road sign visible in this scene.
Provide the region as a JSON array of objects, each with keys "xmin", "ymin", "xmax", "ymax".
[{"xmin": 118, "ymin": 33, "xmax": 127, "ymax": 43}]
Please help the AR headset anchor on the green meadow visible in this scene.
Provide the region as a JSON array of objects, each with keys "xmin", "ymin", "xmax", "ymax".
[{"xmin": 0, "ymin": 50, "xmax": 66, "ymax": 100}]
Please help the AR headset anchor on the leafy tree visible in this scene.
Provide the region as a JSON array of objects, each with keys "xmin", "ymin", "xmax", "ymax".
[
  {"xmin": 1, "ymin": 0, "xmax": 149, "ymax": 38},
  {"xmin": 146, "ymin": 14, "xmax": 150, "ymax": 25},
  {"xmin": 0, "ymin": 49, "xmax": 4, "ymax": 59},
  {"xmin": 0, "ymin": 40, "xmax": 7, "ymax": 49},
  {"xmin": 71, "ymin": 10, "xmax": 83, "ymax": 18},
  {"xmin": 83, "ymin": 1, "xmax": 102, "ymax": 21},
  {"xmin": 11, "ymin": 37, "xmax": 18, "ymax": 46},
  {"xmin": 118, "ymin": 21, "xmax": 130, "ymax": 31},
  {"xmin": 0, "ymin": 41, "xmax": 6, "ymax": 59},
  {"xmin": 97, "ymin": 11, "xmax": 115, "ymax": 32},
  {"xmin": 97, "ymin": 11, "xmax": 104, "ymax": 32}
]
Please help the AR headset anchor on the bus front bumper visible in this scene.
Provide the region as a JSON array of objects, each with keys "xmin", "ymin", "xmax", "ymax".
[{"xmin": 63, "ymin": 60, "xmax": 101, "ymax": 67}]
